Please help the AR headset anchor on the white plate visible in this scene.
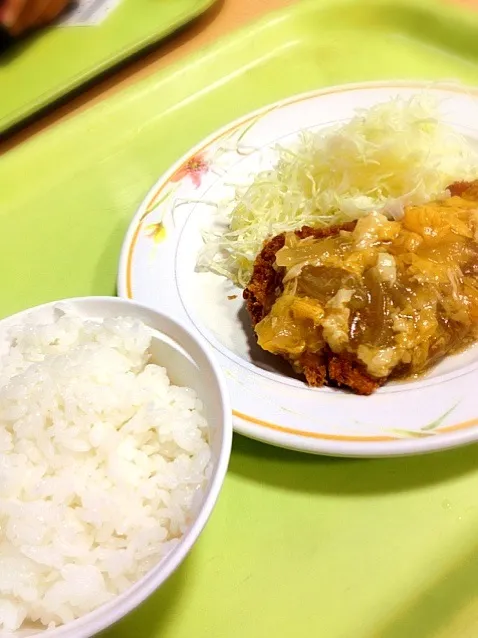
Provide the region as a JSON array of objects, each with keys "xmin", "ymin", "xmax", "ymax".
[{"xmin": 118, "ymin": 80, "xmax": 478, "ymax": 457}]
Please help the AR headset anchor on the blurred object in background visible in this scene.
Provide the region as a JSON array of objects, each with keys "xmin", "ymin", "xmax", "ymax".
[
  {"xmin": 58, "ymin": 0, "xmax": 122, "ymax": 27},
  {"xmin": 0, "ymin": 0, "xmax": 71, "ymax": 37},
  {"xmin": 0, "ymin": 23, "xmax": 13, "ymax": 51}
]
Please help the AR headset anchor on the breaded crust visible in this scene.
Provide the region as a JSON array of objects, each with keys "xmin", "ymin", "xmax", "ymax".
[
  {"xmin": 243, "ymin": 221, "xmax": 381, "ymax": 395},
  {"xmin": 448, "ymin": 180, "xmax": 478, "ymax": 200},
  {"xmin": 243, "ymin": 223, "xmax": 356, "ymax": 325}
]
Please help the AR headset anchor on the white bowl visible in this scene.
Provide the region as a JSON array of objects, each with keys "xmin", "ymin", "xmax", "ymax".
[{"xmin": 0, "ymin": 296, "xmax": 232, "ymax": 638}]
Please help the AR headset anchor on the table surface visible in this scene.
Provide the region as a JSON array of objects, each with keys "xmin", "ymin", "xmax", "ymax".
[
  {"xmin": 2, "ymin": 0, "xmax": 476, "ymax": 150},
  {"xmin": 1, "ymin": 0, "xmax": 297, "ymax": 153}
]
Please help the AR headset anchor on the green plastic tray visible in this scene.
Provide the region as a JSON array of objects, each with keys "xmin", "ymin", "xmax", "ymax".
[
  {"xmin": 0, "ymin": 0, "xmax": 216, "ymax": 135},
  {"xmin": 3, "ymin": 0, "xmax": 478, "ymax": 636}
]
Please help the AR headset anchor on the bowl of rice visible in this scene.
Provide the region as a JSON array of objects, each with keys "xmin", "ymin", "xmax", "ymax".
[{"xmin": 0, "ymin": 296, "xmax": 232, "ymax": 637}]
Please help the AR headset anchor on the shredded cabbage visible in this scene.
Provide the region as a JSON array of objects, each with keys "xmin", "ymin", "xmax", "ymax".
[{"xmin": 197, "ymin": 95, "xmax": 478, "ymax": 288}]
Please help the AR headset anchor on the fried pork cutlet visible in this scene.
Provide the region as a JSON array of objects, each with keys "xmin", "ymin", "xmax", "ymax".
[{"xmin": 243, "ymin": 181, "xmax": 478, "ymax": 395}]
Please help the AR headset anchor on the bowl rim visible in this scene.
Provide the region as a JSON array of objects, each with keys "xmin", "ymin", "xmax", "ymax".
[{"xmin": 0, "ymin": 296, "xmax": 233, "ymax": 638}]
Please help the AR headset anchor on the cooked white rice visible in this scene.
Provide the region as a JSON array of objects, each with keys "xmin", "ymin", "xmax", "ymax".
[{"xmin": 0, "ymin": 312, "xmax": 211, "ymax": 631}]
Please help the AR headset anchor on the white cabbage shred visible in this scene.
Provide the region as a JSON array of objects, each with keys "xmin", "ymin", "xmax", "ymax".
[{"xmin": 197, "ymin": 95, "xmax": 478, "ymax": 287}]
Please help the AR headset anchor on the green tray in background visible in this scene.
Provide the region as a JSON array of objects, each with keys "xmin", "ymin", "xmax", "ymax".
[
  {"xmin": 3, "ymin": 0, "xmax": 478, "ymax": 636},
  {"xmin": 0, "ymin": 0, "xmax": 216, "ymax": 135}
]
